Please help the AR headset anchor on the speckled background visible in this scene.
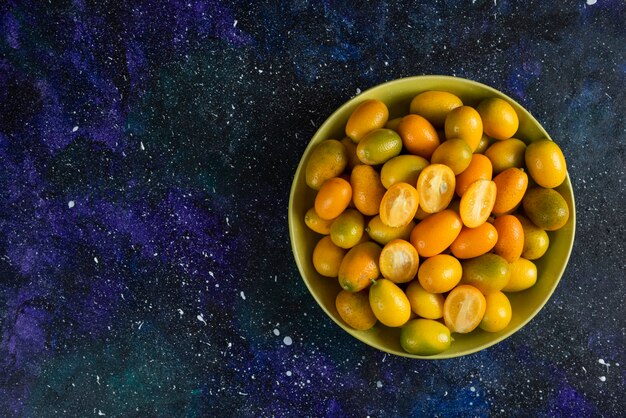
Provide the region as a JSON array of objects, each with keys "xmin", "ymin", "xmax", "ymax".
[{"xmin": 0, "ymin": 0, "xmax": 624, "ymax": 417}]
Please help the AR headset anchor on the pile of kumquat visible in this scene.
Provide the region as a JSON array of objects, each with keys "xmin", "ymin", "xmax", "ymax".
[{"xmin": 304, "ymin": 91, "xmax": 570, "ymax": 355}]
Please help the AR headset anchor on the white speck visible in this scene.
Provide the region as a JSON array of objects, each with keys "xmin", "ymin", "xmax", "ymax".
[
  {"xmin": 226, "ymin": 216, "xmax": 230, "ymax": 226},
  {"xmin": 94, "ymin": 257, "xmax": 99, "ymax": 264},
  {"xmin": 376, "ymin": 380, "xmax": 383, "ymax": 388},
  {"xmin": 140, "ymin": 141, "xmax": 145, "ymax": 151},
  {"xmin": 240, "ymin": 291, "xmax": 246, "ymax": 300},
  {"xmin": 444, "ymin": 391, "xmax": 448, "ymax": 396},
  {"xmin": 233, "ymin": 19, "xmax": 238, "ymax": 27},
  {"xmin": 72, "ymin": 126, "xmax": 79, "ymax": 132},
  {"xmin": 96, "ymin": 375, "xmax": 101, "ymax": 385},
  {"xmin": 137, "ymin": 321, "xmax": 144, "ymax": 330},
  {"xmin": 283, "ymin": 336, "xmax": 292, "ymax": 346},
  {"xmin": 470, "ymin": 386, "xmax": 476, "ymax": 392},
  {"xmin": 197, "ymin": 314, "xmax": 207, "ymax": 325},
  {"xmin": 599, "ymin": 376, "xmax": 606, "ymax": 382},
  {"xmin": 586, "ymin": 0, "xmax": 597, "ymax": 5},
  {"xmin": 68, "ymin": 200, "xmax": 75, "ymax": 208},
  {"xmin": 273, "ymin": 329, "xmax": 280, "ymax": 336},
  {"xmin": 356, "ymin": 88, "xmax": 361, "ymax": 94},
  {"xmin": 98, "ymin": 411, "xmax": 105, "ymax": 416},
  {"xmin": 599, "ymin": 358, "xmax": 610, "ymax": 373},
  {"xmin": 177, "ymin": 308, "xmax": 184, "ymax": 317},
  {"xmin": 286, "ymin": 371, "xmax": 292, "ymax": 377},
  {"xmin": 382, "ymin": 354, "xmax": 387, "ymax": 363},
  {"xmin": 238, "ymin": 391, "xmax": 248, "ymax": 395},
  {"xmin": 582, "ymin": 366, "xmax": 587, "ymax": 373},
  {"xmin": 209, "ymin": 271, "xmax": 215, "ymax": 278},
  {"xmin": 274, "ymin": 275, "xmax": 277, "ymax": 282}
]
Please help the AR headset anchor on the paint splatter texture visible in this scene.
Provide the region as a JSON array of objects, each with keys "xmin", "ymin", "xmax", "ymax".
[{"xmin": 1, "ymin": 1, "xmax": 625, "ymax": 416}]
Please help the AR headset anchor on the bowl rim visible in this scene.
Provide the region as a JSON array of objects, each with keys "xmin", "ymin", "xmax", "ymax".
[{"xmin": 288, "ymin": 75, "xmax": 576, "ymax": 359}]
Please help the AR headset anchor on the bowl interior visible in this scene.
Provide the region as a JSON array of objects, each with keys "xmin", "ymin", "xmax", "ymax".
[{"xmin": 289, "ymin": 76, "xmax": 575, "ymax": 359}]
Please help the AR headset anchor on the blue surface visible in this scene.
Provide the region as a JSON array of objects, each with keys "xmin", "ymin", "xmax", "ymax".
[{"xmin": 0, "ymin": 1, "xmax": 625, "ymax": 416}]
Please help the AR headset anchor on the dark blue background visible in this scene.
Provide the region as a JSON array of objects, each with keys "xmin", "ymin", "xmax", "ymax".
[{"xmin": 0, "ymin": 1, "xmax": 624, "ymax": 416}]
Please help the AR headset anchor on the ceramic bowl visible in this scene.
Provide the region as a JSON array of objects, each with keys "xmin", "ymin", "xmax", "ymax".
[{"xmin": 288, "ymin": 75, "xmax": 575, "ymax": 359}]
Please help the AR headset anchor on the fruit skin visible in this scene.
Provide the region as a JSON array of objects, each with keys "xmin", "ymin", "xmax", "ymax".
[
  {"xmin": 356, "ymin": 128, "xmax": 403, "ymax": 165},
  {"xmin": 444, "ymin": 106, "xmax": 483, "ymax": 152},
  {"xmin": 304, "ymin": 207, "xmax": 336, "ymax": 235},
  {"xmin": 525, "ymin": 139, "xmax": 567, "ymax": 188},
  {"xmin": 381, "ymin": 154, "xmax": 429, "ymax": 189},
  {"xmin": 492, "ymin": 215, "xmax": 524, "ymax": 263},
  {"xmin": 522, "ymin": 187, "xmax": 570, "ymax": 231},
  {"xmin": 405, "ymin": 281, "xmax": 444, "ymax": 319},
  {"xmin": 459, "ymin": 179, "xmax": 497, "ymax": 228},
  {"xmin": 484, "ymin": 138, "xmax": 527, "ymax": 174},
  {"xmin": 305, "ymin": 139, "xmax": 348, "ymax": 190},
  {"xmin": 350, "ymin": 165, "xmax": 386, "ymax": 216},
  {"xmin": 338, "ymin": 242, "xmax": 382, "ymax": 292},
  {"xmin": 368, "ymin": 278, "xmax": 411, "ymax": 327},
  {"xmin": 443, "ymin": 285, "xmax": 487, "ymax": 334},
  {"xmin": 313, "ymin": 236, "xmax": 347, "ymax": 277},
  {"xmin": 397, "ymin": 114, "xmax": 441, "ymax": 159},
  {"xmin": 366, "ymin": 216, "xmax": 415, "ymax": 245},
  {"xmin": 503, "ymin": 258, "xmax": 538, "ymax": 292},
  {"xmin": 385, "ymin": 117, "xmax": 403, "ymax": 131},
  {"xmin": 409, "ymin": 91, "xmax": 463, "ymax": 128},
  {"xmin": 461, "ymin": 253, "xmax": 511, "ymax": 294},
  {"xmin": 410, "ymin": 209, "xmax": 463, "ymax": 257},
  {"xmin": 417, "ymin": 254, "xmax": 462, "ymax": 293},
  {"xmin": 416, "ymin": 164, "xmax": 456, "ymax": 214},
  {"xmin": 474, "ymin": 134, "xmax": 491, "ymax": 154},
  {"xmin": 455, "ymin": 154, "xmax": 493, "ymax": 197},
  {"xmin": 414, "ymin": 205, "xmax": 431, "ymax": 221},
  {"xmin": 430, "ymin": 138, "xmax": 473, "ymax": 175},
  {"xmin": 379, "ymin": 182, "xmax": 420, "ymax": 228},
  {"xmin": 314, "ymin": 177, "xmax": 352, "ymax": 220},
  {"xmin": 379, "ymin": 239, "xmax": 420, "ymax": 284},
  {"xmin": 346, "ymin": 99, "xmax": 389, "ymax": 143},
  {"xmin": 450, "ymin": 222, "xmax": 498, "ymax": 259},
  {"xmin": 516, "ymin": 215, "xmax": 550, "ymax": 260},
  {"xmin": 336, "ymin": 290, "xmax": 378, "ymax": 331},
  {"xmin": 479, "ymin": 291, "xmax": 512, "ymax": 332},
  {"xmin": 340, "ymin": 137, "xmax": 361, "ymax": 172},
  {"xmin": 329, "ymin": 209, "xmax": 365, "ymax": 249},
  {"xmin": 400, "ymin": 319, "xmax": 451, "ymax": 355},
  {"xmin": 492, "ymin": 168, "xmax": 528, "ymax": 216},
  {"xmin": 477, "ymin": 98, "xmax": 519, "ymax": 140}
]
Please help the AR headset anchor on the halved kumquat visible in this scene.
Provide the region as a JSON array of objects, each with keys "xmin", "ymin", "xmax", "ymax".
[
  {"xmin": 416, "ymin": 164, "xmax": 456, "ymax": 214},
  {"xmin": 379, "ymin": 239, "xmax": 420, "ymax": 283},
  {"xmin": 443, "ymin": 285, "xmax": 487, "ymax": 334},
  {"xmin": 459, "ymin": 179, "xmax": 497, "ymax": 228},
  {"xmin": 379, "ymin": 182, "xmax": 420, "ymax": 228}
]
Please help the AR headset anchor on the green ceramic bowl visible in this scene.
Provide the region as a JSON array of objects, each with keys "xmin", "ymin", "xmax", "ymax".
[{"xmin": 288, "ymin": 75, "xmax": 575, "ymax": 359}]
